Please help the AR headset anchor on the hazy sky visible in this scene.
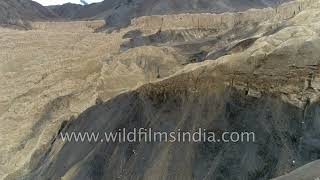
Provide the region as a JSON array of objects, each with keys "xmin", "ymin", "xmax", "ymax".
[{"xmin": 34, "ymin": 0, "xmax": 103, "ymax": 6}]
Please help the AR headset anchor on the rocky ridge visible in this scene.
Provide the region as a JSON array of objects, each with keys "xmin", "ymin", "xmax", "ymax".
[
  {"xmin": 48, "ymin": 0, "xmax": 292, "ymax": 29},
  {"xmin": 131, "ymin": 0, "xmax": 317, "ymax": 31}
]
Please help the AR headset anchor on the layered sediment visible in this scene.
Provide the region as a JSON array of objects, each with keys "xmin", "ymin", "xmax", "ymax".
[{"xmin": 131, "ymin": 0, "xmax": 319, "ymax": 31}]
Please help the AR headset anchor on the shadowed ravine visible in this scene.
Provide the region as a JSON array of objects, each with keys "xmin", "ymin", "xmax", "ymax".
[{"xmin": 22, "ymin": 85, "xmax": 320, "ymax": 180}]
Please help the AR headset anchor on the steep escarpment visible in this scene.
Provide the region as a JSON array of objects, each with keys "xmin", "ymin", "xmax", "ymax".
[
  {"xmin": 122, "ymin": 0, "xmax": 320, "ymax": 63},
  {"xmin": 0, "ymin": 0, "xmax": 297, "ymax": 30},
  {"xmin": 11, "ymin": 1, "xmax": 320, "ymax": 179},
  {"xmin": 130, "ymin": 0, "xmax": 317, "ymax": 31},
  {"xmin": 102, "ymin": 0, "xmax": 292, "ymax": 29},
  {"xmin": 0, "ymin": 0, "xmax": 56, "ymax": 28}
]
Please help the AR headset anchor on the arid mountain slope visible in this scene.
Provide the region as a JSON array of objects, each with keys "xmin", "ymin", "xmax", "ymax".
[
  {"xmin": 2, "ymin": 0, "xmax": 319, "ymax": 179},
  {"xmin": 102, "ymin": 0, "xmax": 292, "ymax": 28},
  {"xmin": 0, "ymin": 19, "xmax": 185, "ymax": 179},
  {"xmin": 0, "ymin": 0, "xmax": 56, "ymax": 28},
  {"xmin": 51, "ymin": 0, "xmax": 292, "ymax": 28},
  {"xmin": 0, "ymin": 0, "xmax": 292, "ymax": 29},
  {"xmin": 48, "ymin": 3, "xmax": 83, "ymax": 19},
  {"xmin": 1, "ymin": 0, "xmax": 320, "ymax": 179}
]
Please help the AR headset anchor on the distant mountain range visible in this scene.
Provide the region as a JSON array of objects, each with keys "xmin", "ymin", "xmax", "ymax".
[
  {"xmin": 0, "ymin": 0, "xmax": 291, "ymax": 29},
  {"xmin": 50, "ymin": 0, "xmax": 291, "ymax": 28},
  {"xmin": 0, "ymin": 0, "xmax": 56, "ymax": 28},
  {"xmin": 48, "ymin": 3, "xmax": 83, "ymax": 20}
]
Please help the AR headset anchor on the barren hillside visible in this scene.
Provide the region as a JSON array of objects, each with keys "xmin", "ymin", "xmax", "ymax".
[
  {"xmin": 0, "ymin": 19, "xmax": 186, "ymax": 179},
  {"xmin": 1, "ymin": 0, "xmax": 320, "ymax": 179},
  {"xmin": 48, "ymin": 3, "xmax": 83, "ymax": 19},
  {"xmin": 0, "ymin": 0, "xmax": 56, "ymax": 28},
  {"xmin": 16, "ymin": 0, "xmax": 320, "ymax": 178},
  {"xmin": 51, "ymin": 0, "xmax": 292, "ymax": 28}
]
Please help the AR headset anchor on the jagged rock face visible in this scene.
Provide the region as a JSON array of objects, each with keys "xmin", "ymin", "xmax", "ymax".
[
  {"xmin": 0, "ymin": 0, "xmax": 56, "ymax": 28},
  {"xmin": 10, "ymin": 0, "xmax": 320, "ymax": 179}
]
